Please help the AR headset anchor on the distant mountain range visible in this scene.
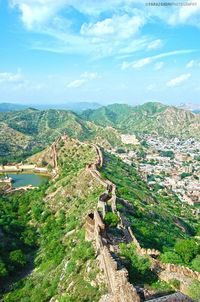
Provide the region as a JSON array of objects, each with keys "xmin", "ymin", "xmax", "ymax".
[
  {"xmin": 0, "ymin": 103, "xmax": 28, "ymax": 112},
  {"xmin": 0, "ymin": 101, "xmax": 200, "ymax": 162},
  {"xmin": 0, "ymin": 102, "xmax": 102, "ymax": 113},
  {"xmin": 81, "ymin": 102, "xmax": 200, "ymax": 140}
]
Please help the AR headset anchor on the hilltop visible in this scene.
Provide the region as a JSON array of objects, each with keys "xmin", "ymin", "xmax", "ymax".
[
  {"xmin": 0, "ymin": 108, "xmax": 123, "ymax": 162},
  {"xmin": 81, "ymin": 102, "xmax": 200, "ymax": 140}
]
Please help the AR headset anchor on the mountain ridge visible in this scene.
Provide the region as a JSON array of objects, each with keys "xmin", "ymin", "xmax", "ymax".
[
  {"xmin": 0, "ymin": 102, "xmax": 102, "ymax": 113},
  {"xmin": 1, "ymin": 101, "xmax": 200, "ymax": 163},
  {"xmin": 81, "ymin": 102, "xmax": 200, "ymax": 140}
]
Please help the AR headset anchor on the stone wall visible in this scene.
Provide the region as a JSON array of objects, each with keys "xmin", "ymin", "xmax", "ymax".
[
  {"xmin": 147, "ymin": 292, "xmax": 195, "ymax": 302},
  {"xmin": 127, "ymin": 227, "xmax": 160, "ymax": 258},
  {"xmin": 99, "ymin": 246, "xmax": 140, "ymax": 302},
  {"xmin": 84, "ymin": 143, "xmax": 197, "ymax": 302},
  {"xmin": 127, "ymin": 225, "xmax": 200, "ymax": 282},
  {"xmin": 85, "ymin": 210, "xmax": 140, "ymax": 302},
  {"xmin": 159, "ymin": 263, "xmax": 200, "ymax": 282}
]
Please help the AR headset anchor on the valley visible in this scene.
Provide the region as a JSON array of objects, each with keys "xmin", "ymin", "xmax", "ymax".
[{"xmin": 0, "ymin": 103, "xmax": 200, "ymax": 302}]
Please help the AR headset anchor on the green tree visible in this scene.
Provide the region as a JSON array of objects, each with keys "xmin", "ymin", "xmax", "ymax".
[
  {"xmin": 160, "ymin": 150, "xmax": 174, "ymax": 159},
  {"xmin": 0, "ymin": 259, "xmax": 8, "ymax": 277},
  {"xmin": 104, "ymin": 212, "xmax": 119, "ymax": 227},
  {"xmin": 21, "ymin": 229, "xmax": 37, "ymax": 247},
  {"xmin": 191, "ymin": 255, "xmax": 200, "ymax": 272},
  {"xmin": 160, "ymin": 251, "xmax": 183, "ymax": 265},
  {"xmin": 175, "ymin": 239, "xmax": 199, "ymax": 264},
  {"xmin": 180, "ymin": 172, "xmax": 192, "ymax": 179},
  {"xmin": 9, "ymin": 250, "xmax": 27, "ymax": 267},
  {"xmin": 119, "ymin": 243, "xmax": 154, "ymax": 284}
]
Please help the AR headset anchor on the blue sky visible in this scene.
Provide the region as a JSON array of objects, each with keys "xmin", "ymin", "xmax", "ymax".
[{"xmin": 0, "ymin": 0, "xmax": 200, "ymax": 106}]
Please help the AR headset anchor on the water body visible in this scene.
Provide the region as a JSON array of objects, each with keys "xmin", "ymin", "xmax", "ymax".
[{"xmin": 1, "ymin": 173, "xmax": 49, "ymax": 188}]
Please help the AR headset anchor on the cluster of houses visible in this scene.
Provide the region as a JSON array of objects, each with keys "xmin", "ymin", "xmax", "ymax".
[{"xmin": 110, "ymin": 134, "xmax": 200, "ymax": 206}]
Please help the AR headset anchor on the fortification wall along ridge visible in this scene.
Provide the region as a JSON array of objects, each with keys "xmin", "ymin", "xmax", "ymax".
[{"xmin": 84, "ymin": 142, "xmax": 197, "ymax": 302}]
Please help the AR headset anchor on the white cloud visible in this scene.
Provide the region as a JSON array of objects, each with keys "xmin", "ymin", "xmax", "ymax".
[
  {"xmin": 131, "ymin": 57, "xmax": 151, "ymax": 68},
  {"xmin": 166, "ymin": 73, "xmax": 191, "ymax": 87},
  {"xmin": 147, "ymin": 39, "xmax": 162, "ymax": 51},
  {"xmin": 122, "ymin": 49, "xmax": 197, "ymax": 70},
  {"xmin": 0, "ymin": 70, "xmax": 23, "ymax": 83},
  {"xmin": 186, "ymin": 60, "xmax": 195, "ymax": 68},
  {"xmin": 67, "ymin": 79, "xmax": 86, "ymax": 88},
  {"xmin": 10, "ymin": 0, "xmax": 68, "ymax": 29},
  {"xmin": 154, "ymin": 61, "xmax": 164, "ymax": 70},
  {"xmin": 67, "ymin": 72, "xmax": 99, "ymax": 88},
  {"xmin": 10, "ymin": 0, "xmax": 200, "ymax": 58},
  {"xmin": 81, "ymin": 15, "xmax": 145, "ymax": 39},
  {"xmin": 186, "ymin": 59, "xmax": 200, "ymax": 68},
  {"xmin": 9, "ymin": 1, "xmax": 149, "ymax": 58},
  {"xmin": 169, "ymin": 4, "xmax": 200, "ymax": 27}
]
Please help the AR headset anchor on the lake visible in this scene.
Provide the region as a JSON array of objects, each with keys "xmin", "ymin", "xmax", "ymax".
[{"xmin": 0, "ymin": 173, "xmax": 49, "ymax": 188}]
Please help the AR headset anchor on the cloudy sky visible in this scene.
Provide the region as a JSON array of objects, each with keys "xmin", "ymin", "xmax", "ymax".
[{"xmin": 0, "ymin": 0, "xmax": 200, "ymax": 105}]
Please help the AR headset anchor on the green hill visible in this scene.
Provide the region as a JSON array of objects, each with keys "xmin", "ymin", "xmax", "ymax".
[
  {"xmin": 81, "ymin": 102, "xmax": 200, "ymax": 139},
  {"xmin": 0, "ymin": 109, "xmax": 123, "ymax": 162},
  {"xmin": 0, "ymin": 138, "xmax": 106, "ymax": 301},
  {"xmin": 1, "ymin": 102, "xmax": 200, "ymax": 163}
]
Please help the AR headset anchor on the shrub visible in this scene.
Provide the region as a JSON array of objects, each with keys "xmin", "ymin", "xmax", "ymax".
[
  {"xmin": 187, "ymin": 281, "xmax": 200, "ymax": 301},
  {"xmin": 0, "ymin": 259, "xmax": 8, "ymax": 277},
  {"xmin": 170, "ymin": 278, "xmax": 180, "ymax": 290},
  {"xmin": 175, "ymin": 239, "xmax": 199, "ymax": 264},
  {"xmin": 9, "ymin": 250, "xmax": 27, "ymax": 268},
  {"xmin": 119, "ymin": 243, "xmax": 155, "ymax": 284},
  {"xmin": 160, "ymin": 251, "xmax": 183, "ymax": 265},
  {"xmin": 191, "ymin": 255, "xmax": 200, "ymax": 272},
  {"xmin": 104, "ymin": 212, "xmax": 119, "ymax": 227}
]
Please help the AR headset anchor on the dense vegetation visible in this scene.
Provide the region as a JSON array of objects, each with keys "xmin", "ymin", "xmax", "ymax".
[
  {"xmin": 0, "ymin": 192, "xmax": 39, "ymax": 280},
  {"xmin": 0, "ymin": 139, "xmax": 106, "ymax": 302}
]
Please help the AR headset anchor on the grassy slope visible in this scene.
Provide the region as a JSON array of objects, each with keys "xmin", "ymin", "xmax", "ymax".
[
  {"xmin": 100, "ymin": 150, "xmax": 199, "ymax": 251},
  {"xmin": 1, "ymin": 139, "xmax": 106, "ymax": 302},
  {"xmin": 0, "ymin": 123, "xmax": 32, "ymax": 157},
  {"xmin": 0, "ymin": 109, "xmax": 123, "ymax": 161}
]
